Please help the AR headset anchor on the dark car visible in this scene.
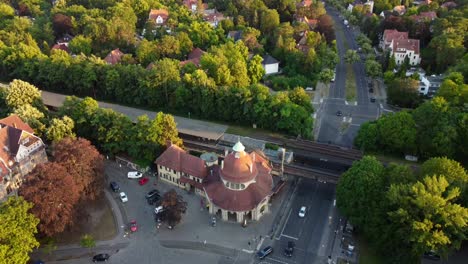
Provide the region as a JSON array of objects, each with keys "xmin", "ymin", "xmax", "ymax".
[
  {"xmin": 92, "ymin": 253, "xmax": 110, "ymax": 262},
  {"xmin": 147, "ymin": 194, "xmax": 161, "ymax": 205},
  {"xmin": 109, "ymin": 182, "xmax": 120, "ymax": 192},
  {"xmin": 370, "ymin": 97, "xmax": 376, "ymax": 103},
  {"xmin": 257, "ymin": 246, "xmax": 273, "ymax": 259},
  {"xmin": 369, "ymin": 88, "xmax": 374, "ymax": 93},
  {"xmin": 146, "ymin": 189, "xmax": 160, "ymax": 199},
  {"xmin": 336, "ymin": 111, "xmax": 343, "ymax": 116},
  {"xmin": 284, "ymin": 241, "xmax": 295, "ymax": 257},
  {"xmin": 423, "ymin": 251, "xmax": 441, "ymax": 260}
]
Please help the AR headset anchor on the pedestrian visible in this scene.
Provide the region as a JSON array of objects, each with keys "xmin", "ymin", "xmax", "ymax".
[
  {"xmin": 248, "ymin": 241, "xmax": 251, "ymax": 246},
  {"xmin": 204, "ymin": 240, "xmax": 207, "ymax": 245}
]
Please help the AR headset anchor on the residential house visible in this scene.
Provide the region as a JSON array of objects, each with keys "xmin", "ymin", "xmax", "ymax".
[
  {"xmin": 203, "ymin": 12, "xmax": 225, "ymax": 27},
  {"xmin": 295, "ymin": 16, "xmax": 318, "ymax": 30},
  {"xmin": 411, "ymin": 11, "xmax": 437, "ymax": 23},
  {"xmin": 183, "ymin": 0, "xmax": 199, "ymax": 12},
  {"xmin": 380, "ymin": 29, "xmax": 408, "ymax": 50},
  {"xmin": 51, "ymin": 43, "xmax": 70, "ymax": 54},
  {"xmin": 262, "ymin": 54, "xmax": 280, "ymax": 75},
  {"xmin": 393, "ymin": 5, "xmax": 406, "ymax": 16},
  {"xmin": 0, "ymin": 115, "xmax": 48, "ymax": 201},
  {"xmin": 297, "ymin": 0, "xmax": 312, "ymax": 8},
  {"xmin": 296, "ymin": 31, "xmax": 309, "ymax": 54},
  {"xmin": 227, "ymin": 30, "xmax": 243, "ymax": 42},
  {"xmin": 347, "ymin": 0, "xmax": 374, "ymax": 13},
  {"xmin": 56, "ymin": 33, "xmax": 74, "ymax": 45},
  {"xmin": 149, "ymin": 9, "xmax": 169, "ymax": 25},
  {"xmin": 180, "ymin": 47, "xmax": 205, "ymax": 67},
  {"xmin": 104, "ymin": 48, "xmax": 125, "ymax": 65},
  {"xmin": 390, "ymin": 38, "xmax": 421, "ymax": 66}
]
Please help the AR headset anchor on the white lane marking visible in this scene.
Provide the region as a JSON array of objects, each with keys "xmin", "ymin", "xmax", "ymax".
[
  {"xmin": 265, "ymin": 256, "xmax": 292, "ymax": 264},
  {"xmin": 279, "ymin": 209, "xmax": 292, "ymax": 238},
  {"xmin": 281, "ymin": 234, "xmax": 299, "ymax": 240},
  {"xmin": 257, "ymin": 237, "xmax": 265, "ymax": 251},
  {"xmin": 380, "ymin": 103, "xmax": 383, "ymax": 108},
  {"xmin": 242, "ymin": 249, "xmax": 254, "ymax": 253},
  {"xmin": 342, "ymin": 117, "xmax": 346, "ymax": 122}
]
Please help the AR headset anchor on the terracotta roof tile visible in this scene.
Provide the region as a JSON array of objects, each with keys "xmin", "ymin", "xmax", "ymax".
[
  {"xmin": 155, "ymin": 144, "xmax": 207, "ymax": 179},
  {"xmin": 220, "ymin": 150, "xmax": 258, "ymax": 183},
  {"xmin": 149, "ymin": 9, "xmax": 169, "ymax": 24},
  {"xmin": 51, "ymin": 44, "xmax": 70, "ymax": 53},
  {"xmin": 0, "ymin": 115, "xmax": 34, "ymax": 134},
  {"xmin": 104, "ymin": 48, "xmax": 124, "ymax": 65},
  {"xmin": 393, "ymin": 38, "xmax": 420, "ymax": 55}
]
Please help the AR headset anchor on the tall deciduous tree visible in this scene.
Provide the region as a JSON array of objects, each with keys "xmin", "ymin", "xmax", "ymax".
[
  {"xmin": 46, "ymin": 116, "xmax": 76, "ymax": 142},
  {"xmin": 344, "ymin": 49, "xmax": 360, "ymax": 64},
  {"xmin": 387, "ymin": 78, "xmax": 421, "ymax": 108},
  {"xmin": 53, "ymin": 137, "xmax": 104, "ymax": 201},
  {"xmin": 376, "ymin": 111, "xmax": 417, "ymax": 155},
  {"xmin": 6, "ymin": 79, "xmax": 42, "ymax": 110},
  {"xmin": 387, "ymin": 175, "xmax": 468, "ymax": 259},
  {"xmin": 19, "ymin": 162, "xmax": 79, "ymax": 237},
  {"xmin": 0, "ymin": 197, "xmax": 39, "ymax": 264},
  {"xmin": 161, "ymin": 189, "xmax": 187, "ymax": 227}
]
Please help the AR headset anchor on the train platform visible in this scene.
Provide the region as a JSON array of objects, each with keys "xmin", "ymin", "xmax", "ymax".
[{"xmin": 41, "ymin": 91, "xmax": 228, "ymax": 141}]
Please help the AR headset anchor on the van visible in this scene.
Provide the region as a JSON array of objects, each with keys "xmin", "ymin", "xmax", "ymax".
[{"xmin": 305, "ymin": 87, "xmax": 314, "ymax": 91}]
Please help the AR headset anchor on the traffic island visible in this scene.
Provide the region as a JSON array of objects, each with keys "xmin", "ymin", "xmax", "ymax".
[{"xmin": 345, "ymin": 64, "xmax": 357, "ymax": 103}]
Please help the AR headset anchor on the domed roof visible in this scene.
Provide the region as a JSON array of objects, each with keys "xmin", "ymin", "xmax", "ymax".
[{"xmin": 221, "ymin": 142, "xmax": 257, "ymax": 183}]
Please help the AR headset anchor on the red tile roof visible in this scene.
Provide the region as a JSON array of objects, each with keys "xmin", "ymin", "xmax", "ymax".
[
  {"xmin": 180, "ymin": 48, "xmax": 205, "ymax": 67},
  {"xmin": 393, "ymin": 39, "xmax": 420, "ymax": 55},
  {"xmin": 51, "ymin": 44, "xmax": 70, "ymax": 53},
  {"xmin": 220, "ymin": 150, "xmax": 258, "ymax": 183},
  {"xmin": 297, "ymin": 0, "xmax": 312, "ymax": 7},
  {"xmin": 149, "ymin": 9, "xmax": 169, "ymax": 24},
  {"xmin": 203, "ymin": 12, "xmax": 224, "ymax": 25},
  {"xmin": 104, "ymin": 48, "xmax": 124, "ymax": 65},
  {"xmin": 204, "ymin": 164, "xmax": 273, "ymax": 212},
  {"xmin": 0, "ymin": 115, "xmax": 34, "ymax": 134},
  {"xmin": 155, "ymin": 144, "xmax": 207, "ymax": 179}
]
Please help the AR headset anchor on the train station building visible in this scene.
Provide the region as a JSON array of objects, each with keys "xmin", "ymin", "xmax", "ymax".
[{"xmin": 155, "ymin": 141, "xmax": 274, "ymax": 223}]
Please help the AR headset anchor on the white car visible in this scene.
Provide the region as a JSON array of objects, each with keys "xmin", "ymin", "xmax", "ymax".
[
  {"xmin": 120, "ymin": 192, "xmax": 128, "ymax": 203},
  {"xmin": 127, "ymin": 171, "xmax": 143, "ymax": 179},
  {"xmin": 298, "ymin": 206, "xmax": 306, "ymax": 218},
  {"xmin": 154, "ymin": 206, "xmax": 165, "ymax": 214}
]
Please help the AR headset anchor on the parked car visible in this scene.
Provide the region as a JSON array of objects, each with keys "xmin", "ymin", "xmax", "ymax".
[
  {"xmin": 127, "ymin": 171, "xmax": 143, "ymax": 179},
  {"xmin": 138, "ymin": 177, "xmax": 149, "ymax": 185},
  {"xmin": 130, "ymin": 220, "xmax": 137, "ymax": 232},
  {"xmin": 147, "ymin": 194, "xmax": 161, "ymax": 205},
  {"xmin": 92, "ymin": 253, "xmax": 110, "ymax": 262},
  {"xmin": 146, "ymin": 189, "xmax": 160, "ymax": 199},
  {"xmin": 298, "ymin": 206, "xmax": 306, "ymax": 217},
  {"xmin": 369, "ymin": 88, "xmax": 374, "ymax": 93},
  {"xmin": 370, "ymin": 97, "xmax": 376, "ymax": 103},
  {"xmin": 120, "ymin": 192, "xmax": 128, "ymax": 203},
  {"xmin": 336, "ymin": 110, "xmax": 343, "ymax": 116},
  {"xmin": 284, "ymin": 241, "xmax": 295, "ymax": 257},
  {"xmin": 154, "ymin": 206, "xmax": 165, "ymax": 214},
  {"xmin": 423, "ymin": 251, "xmax": 441, "ymax": 260},
  {"xmin": 257, "ymin": 246, "xmax": 273, "ymax": 259},
  {"xmin": 109, "ymin": 182, "xmax": 120, "ymax": 192}
]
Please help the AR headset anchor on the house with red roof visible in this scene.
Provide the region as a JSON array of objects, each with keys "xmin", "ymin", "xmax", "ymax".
[
  {"xmin": 180, "ymin": 48, "xmax": 205, "ymax": 67},
  {"xmin": 155, "ymin": 141, "xmax": 273, "ymax": 223},
  {"xmin": 411, "ymin": 11, "xmax": 437, "ymax": 23},
  {"xmin": 104, "ymin": 48, "xmax": 125, "ymax": 65},
  {"xmin": 149, "ymin": 9, "xmax": 169, "ymax": 25},
  {"xmin": 381, "ymin": 29, "xmax": 421, "ymax": 66},
  {"xmin": 51, "ymin": 43, "xmax": 70, "ymax": 54},
  {"xmin": 0, "ymin": 115, "xmax": 47, "ymax": 201}
]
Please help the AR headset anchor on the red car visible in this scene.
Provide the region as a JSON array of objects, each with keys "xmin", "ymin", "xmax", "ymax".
[
  {"xmin": 130, "ymin": 220, "xmax": 137, "ymax": 232},
  {"xmin": 138, "ymin": 177, "xmax": 149, "ymax": 185}
]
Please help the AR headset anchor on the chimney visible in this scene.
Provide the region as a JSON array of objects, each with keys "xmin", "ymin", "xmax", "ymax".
[{"xmin": 221, "ymin": 160, "xmax": 224, "ymax": 169}]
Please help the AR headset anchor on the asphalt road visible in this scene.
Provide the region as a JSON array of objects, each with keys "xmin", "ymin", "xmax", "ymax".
[
  {"xmin": 316, "ymin": 7, "xmax": 380, "ymax": 147},
  {"xmin": 256, "ymin": 178, "xmax": 336, "ymax": 264}
]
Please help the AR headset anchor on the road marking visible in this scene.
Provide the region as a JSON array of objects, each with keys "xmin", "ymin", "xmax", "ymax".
[
  {"xmin": 279, "ymin": 209, "xmax": 292, "ymax": 239},
  {"xmin": 344, "ymin": 100, "xmax": 348, "ymax": 105},
  {"xmin": 266, "ymin": 256, "xmax": 292, "ymax": 264},
  {"xmin": 242, "ymin": 249, "xmax": 254, "ymax": 253},
  {"xmin": 348, "ymin": 117, "xmax": 352, "ymax": 123},
  {"xmin": 379, "ymin": 103, "xmax": 383, "ymax": 108},
  {"xmin": 342, "ymin": 117, "xmax": 346, "ymax": 122},
  {"xmin": 257, "ymin": 237, "xmax": 265, "ymax": 251},
  {"xmin": 281, "ymin": 234, "xmax": 299, "ymax": 240}
]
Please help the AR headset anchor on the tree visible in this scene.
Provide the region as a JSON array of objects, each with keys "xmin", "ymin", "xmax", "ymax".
[
  {"xmin": 387, "ymin": 78, "xmax": 421, "ymax": 108},
  {"xmin": 53, "ymin": 137, "xmax": 104, "ymax": 201},
  {"xmin": 68, "ymin": 35, "xmax": 92, "ymax": 56},
  {"xmin": 161, "ymin": 189, "xmax": 187, "ymax": 227},
  {"xmin": 52, "ymin": 14, "xmax": 73, "ymax": 37},
  {"xmin": 354, "ymin": 122, "xmax": 378, "ymax": 152},
  {"xmin": 344, "ymin": 49, "xmax": 360, "ymax": 64},
  {"xmin": 147, "ymin": 58, "xmax": 181, "ymax": 105},
  {"xmin": 376, "ymin": 111, "xmax": 417, "ymax": 155},
  {"xmin": 13, "ymin": 104, "xmax": 46, "ymax": 135},
  {"xmin": 437, "ymin": 73, "xmax": 468, "ymax": 107},
  {"xmin": 0, "ymin": 197, "xmax": 39, "ymax": 264},
  {"xmin": 317, "ymin": 14, "xmax": 335, "ymax": 43},
  {"xmin": 365, "ymin": 59, "xmax": 382, "ymax": 79},
  {"xmin": 247, "ymin": 55, "xmax": 265, "ymax": 84},
  {"xmin": 19, "ymin": 163, "xmax": 79, "ymax": 237},
  {"xmin": 151, "ymin": 112, "xmax": 183, "ymax": 148},
  {"xmin": 80, "ymin": 234, "xmax": 96, "ymax": 248},
  {"xmin": 387, "ymin": 175, "xmax": 468, "ymax": 260},
  {"xmin": 319, "ymin": 68, "xmax": 334, "ymax": 85},
  {"xmin": 260, "ymin": 9, "xmax": 280, "ymax": 35},
  {"xmin": 5, "ymin": 79, "xmax": 42, "ymax": 110},
  {"xmin": 46, "ymin": 116, "xmax": 76, "ymax": 142},
  {"xmin": 336, "ymin": 156, "xmax": 386, "ymax": 232}
]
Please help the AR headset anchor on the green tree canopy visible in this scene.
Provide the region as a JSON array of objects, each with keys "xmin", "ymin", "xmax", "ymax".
[
  {"xmin": 6, "ymin": 79, "xmax": 42, "ymax": 110},
  {"xmin": 46, "ymin": 116, "xmax": 76, "ymax": 142},
  {"xmin": 0, "ymin": 197, "xmax": 39, "ymax": 264}
]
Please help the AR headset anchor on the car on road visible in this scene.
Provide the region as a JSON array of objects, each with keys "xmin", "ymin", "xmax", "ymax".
[
  {"xmin": 299, "ymin": 206, "xmax": 306, "ymax": 217},
  {"xmin": 423, "ymin": 251, "xmax": 441, "ymax": 260},
  {"xmin": 146, "ymin": 189, "xmax": 160, "ymax": 199},
  {"xmin": 257, "ymin": 246, "xmax": 273, "ymax": 259},
  {"xmin": 370, "ymin": 97, "xmax": 376, "ymax": 103},
  {"xmin": 154, "ymin": 205, "xmax": 165, "ymax": 214},
  {"xmin": 284, "ymin": 241, "xmax": 295, "ymax": 257},
  {"xmin": 130, "ymin": 220, "xmax": 137, "ymax": 232},
  {"xmin": 138, "ymin": 177, "xmax": 149, "ymax": 185},
  {"xmin": 336, "ymin": 111, "xmax": 342, "ymax": 116},
  {"xmin": 92, "ymin": 253, "xmax": 110, "ymax": 262},
  {"xmin": 119, "ymin": 192, "xmax": 128, "ymax": 203},
  {"xmin": 127, "ymin": 171, "xmax": 143, "ymax": 179},
  {"xmin": 109, "ymin": 181, "xmax": 120, "ymax": 192},
  {"xmin": 369, "ymin": 88, "xmax": 374, "ymax": 93},
  {"xmin": 147, "ymin": 194, "xmax": 161, "ymax": 205}
]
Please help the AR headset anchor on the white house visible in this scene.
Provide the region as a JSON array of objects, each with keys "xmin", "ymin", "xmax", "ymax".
[
  {"xmin": 262, "ymin": 55, "xmax": 279, "ymax": 75},
  {"xmin": 389, "ymin": 39, "xmax": 421, "ymax": 66}
]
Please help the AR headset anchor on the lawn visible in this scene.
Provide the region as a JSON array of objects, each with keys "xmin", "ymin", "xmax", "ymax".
[
  {"xmin": 226, "ymin": 124, "xmax": 286, "ymax": 139},
  {"xmin": 357, "ymin": 235, "xmax": 385, "ymax": 264},
  {"xmin": 345, "ymin": 64, "xmax": 357, "ymax": 102}
]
